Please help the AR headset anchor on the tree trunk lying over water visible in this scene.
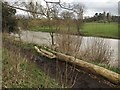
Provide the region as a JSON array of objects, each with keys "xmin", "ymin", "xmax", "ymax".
[{"xmin": 34, "ymin": 46, "xmax": 120, "ymax": 84}]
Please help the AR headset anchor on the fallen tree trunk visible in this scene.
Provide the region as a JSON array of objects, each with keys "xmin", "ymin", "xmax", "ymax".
[
  {"xmin": 34, "ymin": 46, "xmax": 120, "ymax": 84},
  {"xmin": 35, "ymin": 46, "xmax": 56, "ymax": 59}
]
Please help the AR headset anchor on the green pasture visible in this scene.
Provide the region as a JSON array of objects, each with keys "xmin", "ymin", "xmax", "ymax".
[
  {"xmin": 82, "ymin": 23, "xmax": 118, "ymax": 39},
  {"xmin": 30, "ymin": 22, "xmax": 119, "ymax": 39}
]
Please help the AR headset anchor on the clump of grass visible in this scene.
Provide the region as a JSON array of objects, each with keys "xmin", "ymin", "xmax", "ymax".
[
  {"xmin": 2, "ymin": 48, "xmax": 59, "ymax": 88},
  {"xmin": 78, "ymin": 37, "xmax": 113, "ymax": 65}
]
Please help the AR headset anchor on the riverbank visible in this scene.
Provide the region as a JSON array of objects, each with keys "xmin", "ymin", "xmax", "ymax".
[
  {"xmin": 3, "ymin": 35, "xmax": 118, "ymax": 88},
  {"xmin": 18, "ymin": 31, "xmax": 119, "ymax": 67},
  {"xmin": 2, "ymin": 36, "xmax": 59, "ymax": 88}
]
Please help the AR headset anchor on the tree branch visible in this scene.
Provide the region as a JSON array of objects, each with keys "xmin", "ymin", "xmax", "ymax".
[
  {"xmin": 43, "ymin": 0, "xmax": 78, "ymax": 14},
  {"xmin": 7, "ymin": 4, "xmax": 47, "ymax": 16}
]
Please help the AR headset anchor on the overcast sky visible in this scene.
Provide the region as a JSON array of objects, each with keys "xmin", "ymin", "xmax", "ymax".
[
  {"xmin": 62, "ymin": 0, "xmax": 119, "ymax": 17},
  {"xmin": 6, "ymin": 0, "xmax": 119, "ymax": 17}
]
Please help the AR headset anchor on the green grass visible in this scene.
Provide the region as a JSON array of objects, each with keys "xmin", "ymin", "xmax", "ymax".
[
  {"xmin": 30, "ymin": 22, "xmax": 119, "ymax": 39},
  {"xmin": 2, "ymin": 47, "xmax": 59, "ymax": 88},
  {"xmin": 82, "ymin": 23, "xmax": 118, "ymax": 39},
  {"xmin": 31, "ymin": 26, "xmax": 56, "ymax": 32}
]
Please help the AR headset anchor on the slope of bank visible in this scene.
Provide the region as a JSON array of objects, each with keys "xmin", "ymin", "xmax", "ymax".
[
  {"xmin": 2, "ymin": 38, "xmax": 59, "ymax": 88},
  {"xmin": 3, "ymin": 34, "xmax": 120, "ymax": 88}
]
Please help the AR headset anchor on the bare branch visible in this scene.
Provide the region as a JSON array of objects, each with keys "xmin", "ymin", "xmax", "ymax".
[
  {"xmin": 43, "ymin": 0, "xmax": 79, "ymax": 14},
  {"xmin": 7, "ymin": 4, "xmax": 47, "ymax": 16}
]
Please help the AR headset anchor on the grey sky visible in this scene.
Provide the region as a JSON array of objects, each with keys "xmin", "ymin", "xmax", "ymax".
[
  {"xmin": 82, "ymin": 1, "xmax": 118, "ymax": 17},
  {"xmin": 6, "ymin": 0, "xmax": 119, "ymax": 17}
]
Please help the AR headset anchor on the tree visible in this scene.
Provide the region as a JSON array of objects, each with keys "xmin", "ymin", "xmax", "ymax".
[
  {"xmin": 103, "ymin": 11, "xmax": 106, "ymax": 23},
  {"xmin": 2, "ymin": 2, "xmax": 18, "ymax": 32},
  {"xmin": 23, "ymin": 1, "xmax": 39, "ymax": 19},
  {"xmin": 95, "ymin": 13, "xmax": 98, "ymax": 17},
  {"xmin": 20, "ymin": 1, "xmax": 58, "ymax": 46},
  {"xmin": 50, "ymin": 4, "xmax": 60, "ymax": 46},
  {"xmin": 60, "ymin": 10, "xmax": 73, "ymax": 19},
  {"xmin": 73, "ymin": 3, "xmax": 84, "ymax": 35},
  {"xmin": 94, "ymin": 13, "xmax": 98, "ymax": 21},
  {"xmin": 107, "ymin": 12, "xmax": 111, "ymax": 23},
  {"xmin": 98, "ymin": 13, "xmax": 102, "ymax": 21}
]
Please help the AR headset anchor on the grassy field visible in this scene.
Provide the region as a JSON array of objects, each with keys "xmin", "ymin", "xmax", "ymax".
[
  {"xmin": 2, "ymin": 47, "xmax": 59, "ymax": 88},
  {"xmin": 82, "ymin": 23, "xmax": 118, "ymax": 39},
  {"xmin": 30, "ymin": 22, "xmax": 119, "ymax": 39}
]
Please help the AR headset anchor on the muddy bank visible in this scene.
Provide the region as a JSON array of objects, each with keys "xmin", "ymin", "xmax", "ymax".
[{"xmin": 3, "ymin": 39, "xmax": 117, "ymax": 88}]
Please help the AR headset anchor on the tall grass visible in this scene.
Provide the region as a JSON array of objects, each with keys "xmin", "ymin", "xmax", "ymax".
[
  {"xmin": 2, "ymin": 45, "xmax": 59, "ymax": 88},
  {"xmin": 79, "ymin": 37, "xmax": 113, "ymax": 64},
  {"xmin": 54, "ymin": 33, "xmax": 120, "ymax": 74},
  {"xmin": 55, "ymin": 32, "xmax": 113, "ymax": 64},
  {"xmin": 2, "ymin": 35, "xmax": 80, "ymax": 88}
]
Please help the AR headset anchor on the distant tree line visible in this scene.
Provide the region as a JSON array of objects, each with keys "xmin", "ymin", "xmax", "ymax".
[{"xmin": 84, "ymin": 12, "xmax": 119, "ymax": 23}]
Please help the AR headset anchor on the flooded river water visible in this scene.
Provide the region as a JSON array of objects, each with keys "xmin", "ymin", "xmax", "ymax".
[{"xmin": 14, "ymin": 31, "xmax": 119, "ymax": 67}]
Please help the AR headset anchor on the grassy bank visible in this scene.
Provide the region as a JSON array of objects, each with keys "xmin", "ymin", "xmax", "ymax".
[
  {"xmin": 30, "ymin": 22, "xmax": 119, "ymax": 39},
  {"xmin": 2, "ymin": 35, "xmax": 120, "ymax": 88},
  {"xmin": 3, "ymin": 35, "xmax": 120, "ymax": 75},
  {"xmin": 2, "ymin": 44, "xmax": 59, "ymax": 88}
]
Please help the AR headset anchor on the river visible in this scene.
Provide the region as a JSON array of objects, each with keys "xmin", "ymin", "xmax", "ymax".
[{"xmin": 12, "ymin": 31, "xmax": 119, "ymax": 67}]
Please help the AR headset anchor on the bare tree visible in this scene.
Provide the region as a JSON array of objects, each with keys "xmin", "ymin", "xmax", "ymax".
[
  {"xmin": 4, "ymin": 0, "xmax": 85, "ymax": 88},
  {"xmin": 44, "ymin": 2, "xmax": 56, "ymax": 46},
  {"xmin": 22, "ymin": 1, "xmax": 39, "ymax": 18},
  {"xmin": 72, "ymin": 3, "xmax": 84, "ymax": 35},
  {"xmin": 107, "ymin": 12, "xmax": 111, "ymax": 23}
]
